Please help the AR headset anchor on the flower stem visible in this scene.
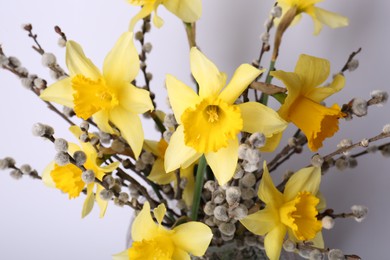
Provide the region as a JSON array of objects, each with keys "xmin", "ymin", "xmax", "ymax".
[
  {"xmin": 191, "ymin": 155, "xmax": 207, "ymax": 221},
  {"xmin": 259, "ymin": 60, "xmax": 276, "ymax": 105}
]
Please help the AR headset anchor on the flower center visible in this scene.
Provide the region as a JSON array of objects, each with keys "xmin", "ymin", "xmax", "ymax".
[
  {"xmin": 280, "ymin": 191, "xmax": 322, "ymax": 241},
  {"xmin": 51, "ymin": 163, "xmax": 84, "ymax": 199},
  {"xmin": 128, "ymin": 236, "xmax": 174, "ymax": 260},
  {"xmin": 71, "ymin": 75, "xmax": 119, "ymax": 120},
  {"xmin": 181, "ymin": 98, "xmax": 243, "ymax": 153}
]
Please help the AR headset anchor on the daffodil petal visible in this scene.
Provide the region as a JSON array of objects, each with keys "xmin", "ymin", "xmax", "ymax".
[
  {"xmin": 166, "ymin": 74, "xmax": 200, "ymax": 124},
  {"xmin": 190, "ymin": 47, "xmax": 225, "ymax": 98},
  {"xmin": 131, "ymin": 202, "xmax": 158, "ymax": 241},
  {"xmin": 258, "ymin": 161, "xmax": 283, "ymax": 206},
  {"xmin": 316, "ymin": 191, "xmax": 327, "ymax": 211},
  {"xmin": 119, "ymin": 83, "xmax": 154, "ymax": 114},
  {"xmin": 66, "ymin": 41, "xmax": 101, "ymax": 79},
  {"xmin": 148, "ymin": 159, "xmax": 176, "ymax": 184},
  {"xmin": 238, "ymin": 102, "xmax": 288, "ymax": 137},
  {"xmin": 82, "ymin": 186, "xmax": 95, "ymax": 218},
  {"xmin": 180, "ymin": 164, "xmax": 195, "ymax": 207},
  {"xmin": 40, "ymin": 77, "xmax": 73, "ymax": 107},
  {"xmin": 152, "ymin": 3, "xmax": 164, "ymax": 28},
  {"xmin": 172, "ymin": 248, "xmax": 190, "ymax": 260},
  {"xmin": 260, "ymin": 132, "xmax": 283, "ymax": 153},
  {"xmin": 264, "ymin": 224, "xmax": 286, "ymax": 260},
  {"xmin": 153, "ymin": 203, "xmax": 166, "ymax": 225},
  {"xmin": 42, "ymin": 161, "xmax": 56, "ymax": 188},
  {"xmin": 284, "ymin": 166, "xmax": 321, "ymax": 201},
  {"xmin": 294, "ymin": 54, "xmax": 329, "ymax": 93},
  {"xmin": 103, "ymin": 32, "xmax": 139, "ymax": 86},
  {"xmin": 96, "ymin": 184, "xmax": 109, "ymax": 218},
  {"xmin": 205, "ymin": 139, "xmax": 238, "ymax": 185},
  {"xmin": 93, "ymin": 110, "xmax": 115, "ymax": 135},
  {"xmin": 144, "ymin": 140, "xmax": 160, "ymax": 155},
  {"xmin": 311, "ymin": 231, "xmax": 324, "ymax": 248},
  {"xmin": 172, "ymin": 222, "xmax": 212, "ymax": 256},
  {"xmin": 240, "ymin": 207, "xmax": 278, "ymax": 236},
  {"xmin": 100, "ymin": 161, "xmax": 120, "ymax": 173},
  {"xmin": 109, "ymin": 107, "xmax": 144, "ymax": 160},
  {"xmin": 306, "ymin": 74, "xmax": 345, "ymax": 103},
  {"xmin": 129, "ymin": 4, "xmax": 154, "ymax": 32},
  {"xmin": 219, "ymin": 64, "xmax": 263, "ymax": 104},
  {"xmin": 112, "ymin": 249, "xmax": 129, "ymax": 260},
  {"xmin": 314, "ymin": 7, "xmax": 349, "ymax": 29},
  {"xmin": 165, "ymin": 125, "xmax": 201, "ymax": 172},
  {"xmin": 164, "ymin": 0, "xmax": 201, "ymax": 23}
]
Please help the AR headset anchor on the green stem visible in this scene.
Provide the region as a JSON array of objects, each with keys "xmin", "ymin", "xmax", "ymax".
[
  {"xmin": 259, "ymin": 60, "xmax": 276, "ymax": 105},
  {"xmin": 191, "ymin": 155, "xmax": 207, "ymax": 220}
]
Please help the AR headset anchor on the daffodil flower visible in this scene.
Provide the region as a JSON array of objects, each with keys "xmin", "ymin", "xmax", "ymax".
[
  {"xmin": 113, "ymin": 202, "xmax": 213, "ymax": 259},
  {"xmin": 277, "ymin": 0, "xmax": 348, "ymax": 35},
  {"xmin": 240, "ymin": 162, "xmax": 325, "ymax": 260},
  {"xmin": 271, "ymin": 54, "xmax": 345, "ymax": 151},
  {"xmin": 144, "ymin": 138, "xmax": 195, "ymax": 207},
  {"xmin": 164, "ymin": 47, "xmax": 288, "ymax": 185},
  {"xmin": 40, "ymin": 32, "xmax": 154, "ymax": 160},
  {"xmin": 42, "ymin": 126, "xmax": 120, "ymax": 218},
  {"xmin": 128, "ymin": 0, "xmax": 202, "ymax": 31}
]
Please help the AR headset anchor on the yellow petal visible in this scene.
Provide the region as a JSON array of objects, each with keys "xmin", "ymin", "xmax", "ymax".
[
  {"xmin": 172, "ymin": 248, "xmax": 190, "ymax": 260},
  {"xmin": 311, "ymin": 231, "xmax": 324, "ymax": 248},
  {"xmin": 238, "ymin": 102, "xmax": 288, "ymax": 137},
  {"xmin": 66, "ymin": 40, "xmax": 101, "ymax": 79},
  {"xmin": 316, "ymin": 191, "xmax": 327, "ymax": 211},
  {"xmin": 172, "ymin": 222, "xmax": 213, "ymax": 256},
  {"xmin": 284, "ymin": 166, "xmax": 321, "ymax": 201},
  {"xmin": 152, "ymin": 4, "xmax": 164, "ymax": 28},
  {"xmin": 96, "ymin": 184, "xmax": 109, "ymax": 218},
  {"xmin": 240, "ymin": 207, "xmax": 278, "ymax": 236},
  {"xmin": 82, "ymin": 186, "xmax": 95, "ymax": 218},
  {"xmin": 165, "ymin": 125, "xmax": 201, "ymax": 172},
  {"xmin": 219, "ymin": 64, "xmax": 263, "ymax": 104},
  {"xmin": 314, "ymin": 7, "xmax": 349, "ymax": 29},
  {"xmin": 180, "ymin": 164, "xmax": 195, "ymax": 207},
  {"xmin": 112, "ymin": 249, "xmax": 129, "ymax": 260},
  {"xmin": 42, "ymin": 161, "xmax": 56, "ymax": 188},
  {"xmin": 132, "ymin": 202, "xmax": 158, "ymax": 241},
  {"xmin": 163, "ymin": 0, "xmax": 202, "ymax": 23},
  {"xmin": 109, "ymin": 107, "xmax": 144, "ymax": 160},
  {"xmin": 260, "ymin": 132, "xmax": 283, "ymax": 153},
  {"xmin": 40, "ymin": 77, "xmax": 73, "ymax": 108},
  {"xmin": 119, "ymin": 83, "xmax": 154, "ymax": 114},
  {"xmin": 100, "ymin": 161, "xmax": 120, "ymax": 173},
  {"xmin": 205, "ymin": 139, "xmax": 238, "ymax": 185},
  {"xmin": 93, "ymin": 110, "xmax": 115, "ymax": 135},
  {"xmin": 306, "ymin": 74, "xmax": 345, "ymax": 103},
  {"xmin": 144, "ymin": 140, "xmax": 160, "ymax": 156},
  {"xmin": 153, "ymin": 203, "xmax": 166, "ymax": 225},
  {"xmin": 294, "ymin": 54, "xmax": 330, "ymax": 94},
  {"xmin": 166, "ymin": 74, "xmax": 200, "ymax": 124},
  {"xmin": 258, "ymin": 161, "xmax": 283, "ymax": 206},
  {"xmin": 190, "ymin": 47, "xmax": 225, "ymax": 98},
  {"xmin": 264, "ymin": 224, "xmax": 287, "ymax": 260},
  {"xmin": 129, "ymin": 4, "xmax": 154, "ymax": 32},
  {"xmin": 103, "ymin": 32, "xmax": 139, "ymax": 86},
  {"xmin": 148, "ymin": 159, "xmax": 176, "ymax": 184}
]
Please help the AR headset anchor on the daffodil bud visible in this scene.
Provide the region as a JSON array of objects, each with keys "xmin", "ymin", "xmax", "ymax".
[
  {"xmin": 10, "ymin": 169, "xmax": 23, "ymax": 180},
  {"xmin": 328, "ymin": 249, "xmax": 344, "ymax": 260},
  {"xmin": 81, "ymin": 170, "xmax": 95, "ymax": 184},
  {"xmin": 351, "ymin": 205, "xmax": 368, "ymax": 222},
  {"xmin": 54, "ymin": 138, "xmax": 68, "ymax": 152},
  {"xmin": 321, "ymin": 216, "xmax": 335, "ymax": 229}
]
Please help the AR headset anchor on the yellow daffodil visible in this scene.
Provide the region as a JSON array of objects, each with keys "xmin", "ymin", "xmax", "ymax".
[
  {"xmin": 113, "ymin": 202, "xmax": 213, "ymax": 260},
  {"xmin": 277, "ymin": 0, "xmax": 348, "ymax": 35},
  {"xmin": 40, "ymin": 32, "xmax": 154, "ymax": 159},
  {"xmin": 144, "ymin": 139, "xmax": 195, "ymax": 207},
  {"xmin": 128, "ymin": 0, "xmax": 202, "ymax": 31},
  {"xmin": 164, "ymin": 47, "xmax": 288, "ymax": 185},
  {"xmin": 271, "ymin": 54, "xmax": 345, "ymax": 151},
  {"xmin": 240, "ymin": 162, "xmax": 324, "ymax": 260},
  {"xmin": 42, "ymin": 126, "xmax": 120, "ymax": 218}
]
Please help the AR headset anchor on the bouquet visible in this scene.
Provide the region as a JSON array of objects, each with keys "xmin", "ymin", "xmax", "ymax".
[{"xmin": 1, "ymin": 0, "xmax": 389, "ymax": 259}]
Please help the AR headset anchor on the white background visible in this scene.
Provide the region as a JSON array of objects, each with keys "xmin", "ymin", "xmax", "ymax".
[{"xmin": 0, "ymin": 0, "xmax": 389, "ymax": 259}]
